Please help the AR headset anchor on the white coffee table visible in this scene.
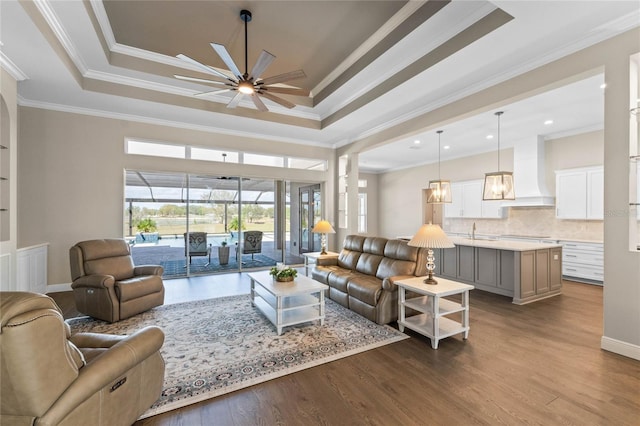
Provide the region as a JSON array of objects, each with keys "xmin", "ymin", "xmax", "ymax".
[{"xmin": 248, "ymin": 270, "xmax": 329, "ymax": 335}]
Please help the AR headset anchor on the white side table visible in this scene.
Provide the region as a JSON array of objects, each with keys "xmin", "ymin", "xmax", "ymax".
[
  {"xmin": 395, "ymin": 276, "xmax": 474, "ymax": 349},
  {"xmin": 301, "ymin": 251, "xmax": 339, "ymax": 276}
]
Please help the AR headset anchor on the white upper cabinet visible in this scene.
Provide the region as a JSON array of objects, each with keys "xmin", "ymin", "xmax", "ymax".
[
  {"xmin": 445, "ymin": 183, "xmax": 465, "ymax": 218},
  {"xmin": 445, "ymin": 180, "xmax": 504, "ymax": 219},
  {"xmin": 586, "ymin": 168, "xmax": 604, "ymax": 220},
  {"xmin": 462, "ymin": 181, "xmax": 482, "ymax": 218},
  {"xmin": 555, "ymin": 166, "xmax": 603, "ymax": 220}
]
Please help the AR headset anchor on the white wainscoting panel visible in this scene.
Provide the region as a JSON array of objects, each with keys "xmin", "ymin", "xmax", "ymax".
[
  {"xmin": 16, "ymin": 243, "xmax": 48, "ymax": 294},
  {"xmin": 0, "ymin": 253, "xmax": 13, "ymax": 291}
]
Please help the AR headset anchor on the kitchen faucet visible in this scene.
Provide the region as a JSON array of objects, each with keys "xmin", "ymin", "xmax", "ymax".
[{"xmin": 472, "ymin": 222, "xmax": 476, "ymax": 240}]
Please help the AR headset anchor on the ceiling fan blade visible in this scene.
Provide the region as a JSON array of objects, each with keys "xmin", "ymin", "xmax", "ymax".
[
  {"xmin": 251, "ymin": 94, "xmax": 269, "ymax": 112},
  {"xmin": 194, "ymin": 89, "xmax": 232, "ymax": 97},
  {"xmin": 262, "ymin": 86, "xmax": 310, "ymax": 97},
  {"xmin": 211, "ymin": 43, "xmax": 243, "ymax": 80},
  {"xmin": 259, "ymin": 91, "xmax": 296, "ymax": 109},
  {"xmin": 227, "ymin": 91, "xmax": 244, "ymax": 109},
  {"xmin": 176, "ymin": 54, "xmax": 236, "ymax": 82},
  {"xmin": 174, "ymin": 74, "xmax": 229, "ymax": 86},
  {"xmin": 249, "ymin": 50, "xmax": 276, "ymax": 81},
  {"xmin": 258, "ymin": 69, "xmax": 306, "ymax": 86}
]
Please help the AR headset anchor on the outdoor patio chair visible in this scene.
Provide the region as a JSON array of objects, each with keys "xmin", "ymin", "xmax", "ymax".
[
  {"xmin": 184, "ymin": 232, "xmax": 212, "ymax": 265},
  {"xmin": 236, "ymin": 231, "xmax": 263, "ymax": 264}
]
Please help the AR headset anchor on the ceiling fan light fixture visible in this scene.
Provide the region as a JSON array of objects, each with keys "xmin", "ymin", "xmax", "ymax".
[
  {"xmin": 174, "ymin": 9, "xmax": 306, "ymax": 112},
  {"xmin": 238, "ymin": 81, "xmax": 254, "ymax": 94}
]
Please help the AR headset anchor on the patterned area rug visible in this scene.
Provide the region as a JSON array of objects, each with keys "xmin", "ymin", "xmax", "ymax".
[{"xmin": 67, "ymin": 295, "xmax": 408, "ymax": 419}]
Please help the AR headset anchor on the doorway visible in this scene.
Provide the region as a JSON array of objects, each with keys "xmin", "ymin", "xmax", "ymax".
[{"xmin": 299, "ymin": 184, "xmax": 321, "ymax": 253}]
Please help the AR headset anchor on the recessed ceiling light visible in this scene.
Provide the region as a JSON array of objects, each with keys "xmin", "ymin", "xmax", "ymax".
[
  {"xmin": 413, "ymin": 140, "xmax": 421, "ymax": 145},
  {"xmin": 544, "ymin": 119, "xmax": 554, "ymax": 125},
  {"xmin": 600, "ymin": 83, "xmax": 607, "ymax": 89},
  {"xmin": 443, "ymin": 145, "xmax": 450, "ymax": 150},
  {"xmin": 486, "ymin": 134, "xmax": 494, "ymax": 140}
]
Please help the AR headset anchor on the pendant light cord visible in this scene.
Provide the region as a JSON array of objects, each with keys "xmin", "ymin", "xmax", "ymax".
[
  {"xmin": 437, "ymin": 130, "xmax": 443, "ymax": 180},
  {"xmin": 495, "ymin": 111, "xmax": 503, "ymax": 171}
]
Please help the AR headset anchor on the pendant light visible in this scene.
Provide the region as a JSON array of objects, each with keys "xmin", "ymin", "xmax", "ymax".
[
  {"xmin": 428, "ymin": 130, "xmax": 452, "ymax": 203},
  {"xmin": 483, "ymin": 111, "xmax": 515, "ymax": 200}
]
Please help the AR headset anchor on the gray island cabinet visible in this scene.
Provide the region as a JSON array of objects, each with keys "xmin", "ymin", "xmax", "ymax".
[{"xmin": 435, "ymin": 238, "xmax": 563, "ymax": 304}]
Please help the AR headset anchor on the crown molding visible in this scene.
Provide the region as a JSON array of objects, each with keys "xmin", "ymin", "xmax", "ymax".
[
  {"xmin": 34, "ymin": 0, "xmax": 87, "ymax": 74},
  {"xmin": 17, "ymin": 96, "xmax": 328, "ymax": 148},
  {"xmin": 0, "ymin": 51, "xmax": 28, "ymax": 81},
  {"xmin": 312, "ymin": 1, "xmax": 426, "ymax": 96}
]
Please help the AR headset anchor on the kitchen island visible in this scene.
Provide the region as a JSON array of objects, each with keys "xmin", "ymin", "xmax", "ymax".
[{"xmin": 434, "ymin": 237, "xmax": 563, "ymax": 304}]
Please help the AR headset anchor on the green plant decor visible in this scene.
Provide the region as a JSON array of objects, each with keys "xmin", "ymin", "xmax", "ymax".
[
  {"xmin": 221, "ymin": 240, "xmax": 228, "ymax": 247},
  {"xmin": 270, "ymin": 265, "xmax": 298, "ymax": 282},
  {"xmin": 136, "ymin": 218, "xmax": 157, "ymax": 233},
  {"xmin": 228, "ymin": 217, "xmax": 245, "ymax": 232}
]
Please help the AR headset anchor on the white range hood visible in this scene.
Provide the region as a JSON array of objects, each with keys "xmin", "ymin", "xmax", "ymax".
[{"xmin": 501, "ymin": 136, "xmax": 555, "ymax": 207}]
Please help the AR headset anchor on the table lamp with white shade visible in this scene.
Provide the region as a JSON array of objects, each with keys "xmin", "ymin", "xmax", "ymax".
[
  {"xmin": 312, "ymin": 220, "xmax": 336, "ymax": 255},
  {"xmin": 407, "ymin": 222, "xmax": 455, "ymax": 285}
]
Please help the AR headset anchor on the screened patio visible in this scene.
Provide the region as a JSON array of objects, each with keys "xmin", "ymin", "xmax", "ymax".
[{"xmin": 125, "ymin": 170, "xmax": 305, "ymax": 278}]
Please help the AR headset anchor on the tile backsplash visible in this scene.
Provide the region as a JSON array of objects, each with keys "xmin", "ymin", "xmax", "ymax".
[{"xmin": 444, "ymin": 206, "xmax": 608, "ymax": 242}]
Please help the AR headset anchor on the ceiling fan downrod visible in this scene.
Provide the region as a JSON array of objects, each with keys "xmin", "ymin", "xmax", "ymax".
[{"xmin": 240, "ymin": 9, "xmax": 252, "ymax": 78}]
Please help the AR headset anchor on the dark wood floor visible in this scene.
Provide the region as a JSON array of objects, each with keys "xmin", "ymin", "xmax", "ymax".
[{"xmin": 51, "ymin": 277, "xmax": 640, "ymax": 426}]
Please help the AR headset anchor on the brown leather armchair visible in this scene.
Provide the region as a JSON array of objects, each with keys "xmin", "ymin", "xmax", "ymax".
[
  {"xmin": 69, "ymin": 239, "xmax": 165, "ymax": 322},
  {"xmin": 0, "ymin": 291, "xmax": 165, "ymax": 426}
]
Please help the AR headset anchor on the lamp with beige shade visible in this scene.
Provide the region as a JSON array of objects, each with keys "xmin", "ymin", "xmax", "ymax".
[
  {"xmin": 312, "ymin": 220, "xmax": 336, "ymax": 255},
  {"xmin": 407, "ymin": 222, "xmax": 455, "ymax": 285}
]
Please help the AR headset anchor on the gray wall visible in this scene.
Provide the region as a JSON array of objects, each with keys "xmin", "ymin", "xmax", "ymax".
[{"xmin": 18, "ymin": 107, "xmax": 333, "ymax": 285}]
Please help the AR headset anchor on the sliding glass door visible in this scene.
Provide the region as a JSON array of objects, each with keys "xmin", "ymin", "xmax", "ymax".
[{"xmin": 124, "ymin": 170, "xmax": 305, "ymax": 278}]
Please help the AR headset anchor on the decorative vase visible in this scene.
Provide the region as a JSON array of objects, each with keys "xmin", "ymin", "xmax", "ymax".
[
  {"xmin": 218, "ymin": 246, "xmax": 230, "ymax": 265},
  {"xmin": 275, "ymin": 276, "xmax": 294, "ymax": 282}
]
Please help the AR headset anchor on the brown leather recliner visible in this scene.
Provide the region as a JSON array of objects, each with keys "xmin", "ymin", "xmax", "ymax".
[
  {"xmin": 69, "ymin": 239, "xmax": 165, "ymax": 322},
  {"xmin": 0, "ymin": 291, "xmax": 165, "ymax": 426}
]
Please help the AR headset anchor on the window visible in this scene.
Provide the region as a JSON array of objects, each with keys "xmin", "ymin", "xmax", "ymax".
[
  {"xmin": 288, "ymin": 157, "xmax": 327, "ymax": 171},
  {"xmin": 191, "ymin": 148, "xmax": 239, "ymax": 163},
  {"xmin": 358, "ymin": 193, "xmax": 367, "ymax": 233},
  {"xmin": 126, "ymin": 139, "xmax": 327, "ymax": 172},
  {"xmin": 127, "ymin": 140, "xmax": 185, "ymax": 159},
  {"xmin": 242, "ymin": 153, "xmax": 285, "ymax": 168},
  {"xmin": 338, "ymin": 155, "xmax": 348, "ymax": 229}
]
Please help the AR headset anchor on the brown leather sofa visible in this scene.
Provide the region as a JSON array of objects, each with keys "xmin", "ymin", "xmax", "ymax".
[
  {"xmin": 312, "ymin": 235, "xmax": 427, "ymax": 324},
  {"xmin": 0, "ymin": 291, "xmax": 165, "ymax": 426},
  {"xmin": 69, "ymin": 239, "xmax": 165, "ymax": 322}
]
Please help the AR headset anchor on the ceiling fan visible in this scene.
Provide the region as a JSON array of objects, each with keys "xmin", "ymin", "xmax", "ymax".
[{"xmin": 174, "ymin": 9, "xmax": 309, "ymax": 112}]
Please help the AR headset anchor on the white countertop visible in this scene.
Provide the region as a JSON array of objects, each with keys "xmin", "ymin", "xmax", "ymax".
[{"xmin": 449, "ymin": 237, "xmax": 563, "ymax": 251}]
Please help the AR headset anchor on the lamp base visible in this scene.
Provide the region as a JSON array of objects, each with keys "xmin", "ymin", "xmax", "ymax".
[
  {"xmin": 320, "ymin": 246, "xmax": 327, "ymax": 255},
  {"xmin": 422, "ymin": 271, "xmax": 438, "ymax": 285}
]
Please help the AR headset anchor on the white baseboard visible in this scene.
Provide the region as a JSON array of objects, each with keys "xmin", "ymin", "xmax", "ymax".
[
  {"xmin": 601, "ymin": 336, "xmax": 640, "ymax": 361},
  {"xmin": 45, "ymin": 283, "xmax": 72, "ymax": 293}
]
